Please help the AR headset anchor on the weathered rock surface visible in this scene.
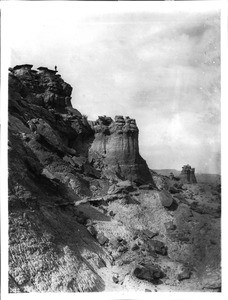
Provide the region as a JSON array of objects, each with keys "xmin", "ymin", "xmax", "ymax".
[
  {"xmin": 133, "ymin": 264, "xmax": 164, "ymax": 283},
  {"xmin": 8, "ymin": 65, "xmax": 221, "ymax": 293},
  {"xmin": 158, "ymin": 190, "xmax": 173, "ymax": 208},
  {"xmin": 141, "ymin": 229, "xmax": 158, "ymax": 239},
  {"xmin": 150, "ymin": 170, "xmax": 169, "ymax": 190},
  {"xmin": 96, "ymin": 232, "xmax": 109, "ymax": 245},
  {"xmin": 177, "ymin": 268, "xmax": 191, "ymax": 281},
  {"xmin": 148, "ymin": 240, "xmax": 167, "ymax": 256},
  {"xmin": 8, "ymin": 65, "xmax": 108, "ymax": 292},
  {"xmin": 88, "ymin": 116, "xmax": 154, "ymax": 185}
]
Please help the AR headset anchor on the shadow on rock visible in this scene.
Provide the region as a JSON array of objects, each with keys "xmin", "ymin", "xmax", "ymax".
[
  {"xmin": 77, "ymin": 204, "xmax": 112, "ymax": 222},
  {"xmin": 133, "ymin": 264, "xmax": 165, "ymax": 285},
  {"xmin": 166, "ymin": 199, "xmax": 179, "ymax": 211}
]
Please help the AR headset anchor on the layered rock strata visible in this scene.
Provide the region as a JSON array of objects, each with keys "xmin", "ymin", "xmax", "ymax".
[
  {"xmin": 89, "ymin": 115, "xmax": 153, "ymax": 185},
  {"xmin": 9, "ymin": 65, "xmax": 153, "ymax": 186},
  {"xmin": 8, "ymin": 65, "xmax": 154, "ymax": 292}
]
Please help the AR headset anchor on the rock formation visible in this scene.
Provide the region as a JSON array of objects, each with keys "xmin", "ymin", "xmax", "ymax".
[
  {"xmin": 8, "ymin": 65, "xmax": 154, "ymax": 292},
  {"xmin": 89, "ymin": 115, "xmax": 153, "ymax": 184},
  {"xmin": 8, "ymin": 65, "xmax": 220, "ymax": 293},
  {"xmin": 179, "ymin": 164, "xmax": 197, "ymax": 184},
  {"xmin": 9, "ymin": 65, "xmax": 153, "ymax": 186}
]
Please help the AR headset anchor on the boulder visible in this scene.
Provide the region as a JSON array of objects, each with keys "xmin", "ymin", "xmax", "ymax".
[
  {"xmin": 164, "ymin": 221, "xmax": 177, "ymax": 231},
  {"xmin": 117, "ymin": 236, "xmax": 123, "ymax": 242},
  {"xmin": 87, "ymin": 225, "xmax": 97, "ymax": 237},
  {"xmin": 131, "ymin": 243, "xmax": 139, "ymax": 251},
  {"xmin": 133, "ymin": 264, "xmax": 164, "ymax": 283},
  {"xmin": 72, "ymin": 156, "xmax": 86, "ymax": 168},
  {"xmin": 112, "ymin": 275, "xmax": 119, "ymax": 284},
  {"xmin": 158, "ymin": 191, "xmax": 173, "ymax": 208},
  {"xmin": 148, "ymin": 240, "xmax": 167, "ymax": 256},
  {"xmin": 201, "ymin": 273, "xmax": 221, "ymax": 290},
  {"xmin": 177, "ymin": 268, "xmax": 191, "ymax": 281},
  {"xmin": 141, "ymin": 229, "xmax": 158, "ymax": 239},
  {"xmin": 116, "ymin": 180, "xmax": 135, "ymax": 192},
  {"xmin": 75, "ymin": 211, "xmax": 88, "ymax": 225},
  {"xmin": 96, "ymin": 232, "xmax": 109, "ymax": 245},
  {"xmin": 117, "ymin": 245, "xmax": 128, "ymax": 253},
  {"xmin": 139, "ymin": 184, "xmax": 153, "ymax": 190},
  {"xmin": 83, "ymin": 163, "xmax": 101, "ymax": 179},
  {"xmin": 63, "ymin": 156, "xmax": 75, "ymax": 166},
  {"xmin": 110, "ymin": 238, "xmax": 119, "ymax": 249}
]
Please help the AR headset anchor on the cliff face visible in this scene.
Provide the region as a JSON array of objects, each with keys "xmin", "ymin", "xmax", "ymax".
[
  {"xmin": 8, "ymin": 65, "xmax": 153, "ymax": 292},
  {"xmin": 8, "ymin": 65, "xmax": 112, "ymax": 292},
  {"xmin": 9, "ymin": 65, "xmax": 153, "ymax": 186}
]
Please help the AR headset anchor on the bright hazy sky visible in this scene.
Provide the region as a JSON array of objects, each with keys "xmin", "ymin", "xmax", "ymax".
[{"xmin": 7, "ymin": 3, "xmax": 220, "ymax": 174}]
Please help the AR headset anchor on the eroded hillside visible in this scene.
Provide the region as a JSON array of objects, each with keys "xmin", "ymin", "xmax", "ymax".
[{"xmin": 8, "ymin": 65, "xmax": 221, "ymax": 292}]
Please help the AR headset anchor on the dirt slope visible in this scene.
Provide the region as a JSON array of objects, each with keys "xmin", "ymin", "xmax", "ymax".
[{"xmin": 8, "ymin": 65, "xmax": 221, "ymax": 292}]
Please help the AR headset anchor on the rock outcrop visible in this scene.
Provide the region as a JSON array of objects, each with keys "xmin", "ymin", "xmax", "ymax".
[
  {"xmin": 9, "ymin": 65, "xmax": 153, "ymax": 186},
  {"xmin": 180, "ymin": 164, "xmax": 197, "ymax": 184},
  {"xmin": 8, "ymin": 65, "xmax": 114, "ymax": 292},
  {"xmin": 88, "ymin": 116, "xmax": 153, "ymax": 185}
]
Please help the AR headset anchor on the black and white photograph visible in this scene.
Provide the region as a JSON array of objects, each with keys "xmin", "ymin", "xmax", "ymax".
[{"xmin": 0, "ymin": 0, "xmax": 227, "ymax": 298}]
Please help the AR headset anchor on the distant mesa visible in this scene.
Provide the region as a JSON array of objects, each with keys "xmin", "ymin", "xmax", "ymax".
[{"xmin": 180, "ymin": 164, "xmax": 197, "ymax": 184}]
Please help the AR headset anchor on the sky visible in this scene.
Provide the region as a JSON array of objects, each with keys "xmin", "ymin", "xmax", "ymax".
[{"xmin": 6, "ymin": 2, "xmax": 221, "ymax": 174}]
